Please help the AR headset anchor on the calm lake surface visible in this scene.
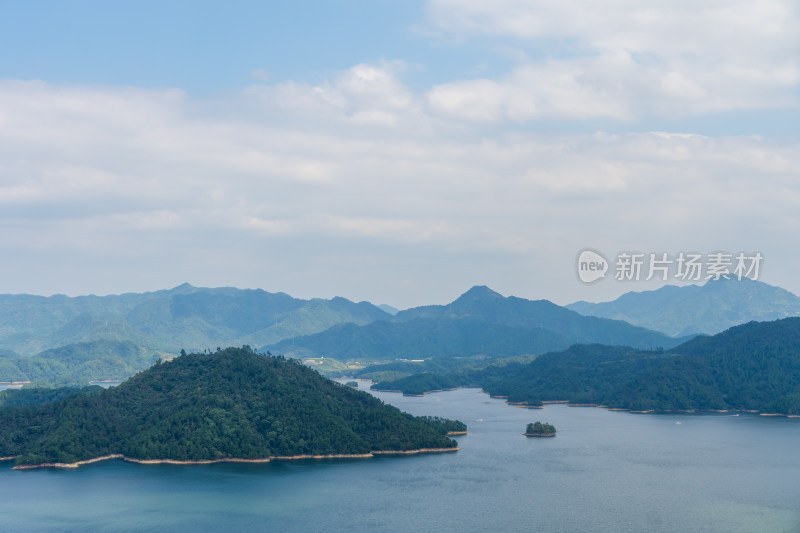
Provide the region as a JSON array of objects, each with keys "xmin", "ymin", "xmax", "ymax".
[{"xmin": 2, "ymin": 383, "xmax": 799, "ymax": 533}]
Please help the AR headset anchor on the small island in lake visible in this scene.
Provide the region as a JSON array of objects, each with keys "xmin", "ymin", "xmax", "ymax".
[{"xmin": 525, "ymin": 421, "xmax": 556, "ymax": 437}]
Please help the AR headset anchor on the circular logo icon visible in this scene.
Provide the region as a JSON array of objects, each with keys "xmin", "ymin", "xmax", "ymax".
[{"xmin": 577, "ymin": 249, "xmax": 609, "ymax": 283}]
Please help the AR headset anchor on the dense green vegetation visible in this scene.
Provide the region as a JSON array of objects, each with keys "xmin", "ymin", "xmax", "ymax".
[
  {"xmin": 623, "ymin": 318, "xmax": 800, "ymax": 412},
  {"xmin": 0, "ymin": 347, "xmax": 461, "ymax": 466},
  {"xmin": 0, "ymin": 340, "xmax": 163, "ymax": 387},
  {"xmin": 525, "ymin": 422, "xmax": 556, "ymax": 436},
  {"xmin": 0, "ymin": 284, "xmax": 390, "ymax": 355},
  {"xmin": 477, "ymin": 345, "xmax": 670, "ymax": 406},
  {"xmin": 418, "ymin": 416, "xmax": 468, "ymax": 434},
  {"xmin": 0, "ymin": 386, "xmax": 103, "ymax": 407},
  {"xmin": 370, "ymin": 319, "xmax": 800, "ymax": 415},
  {"xmin": 567, "ymin": 278, "xmax": 800, "ymax": 337}
]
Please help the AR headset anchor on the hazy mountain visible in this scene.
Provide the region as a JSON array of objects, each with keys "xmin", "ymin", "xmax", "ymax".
[
  {"xmin": 397, "ymin": 286, "xmax": 688, "ymax": 346},
  {"xmin": 567, "ymin": 278, "xmax": 800, "ymax": 336},
  {"xmin": 0, "ymin": 339, "xmax": 162, "ymax": 386},
  {"xmin": 0, "ymin": 347, "xmax": 461, "ymax": 468},
  {"xmin": 0, "ymin": 284, "xmax": 390, "ymax": 356},
  {"xmin": 266, "ymin": 286, "xmax": 686, "ymax": 360},
  {"xmin": 268, "ymin": 317, "xmax": 573, "ymax": 360}
]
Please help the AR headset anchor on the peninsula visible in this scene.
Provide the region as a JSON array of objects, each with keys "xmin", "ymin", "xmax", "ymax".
[{"xmin": 0, "ymin": 347, "xmax": 463, "ymax": 468}]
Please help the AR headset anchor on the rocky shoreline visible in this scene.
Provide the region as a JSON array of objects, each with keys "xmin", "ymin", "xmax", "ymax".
[
  {"xmin": 371, "ymin": 448, "xmax": 459, "ymax": 456},
  {"xmin": 11, "ymin": 448, "xmax": 460, "ymax": 470}
]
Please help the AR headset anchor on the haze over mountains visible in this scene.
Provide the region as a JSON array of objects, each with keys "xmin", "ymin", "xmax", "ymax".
[
  {"xmin": 0, "ymin": 283, "xmax": 389, "ymax": 356},
  {"xmin": 567, "ymin": 278, "xmax": 800, "ymax": 336},
  {"xmin": 2, "ymin": 280, "xmax": 799, "ymax": 387},
  {"xmin": 0, "ymin": 340, "xmax": 159, "ymax": 386},
  {"xmin": 266, "ymin": 286, "xmax": 688, "ymax": 359}
]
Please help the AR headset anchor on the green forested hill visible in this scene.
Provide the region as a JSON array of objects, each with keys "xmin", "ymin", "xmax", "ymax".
[
  {"xmin": 0, "ymin": 347, "xmax": 461, "ymax": 467},
  {"xmin": 372, "ymin": 318, "xmax": 800, "ymax": 415},
  {"xmin": 0, "ymin": 385, "xmax": 103, "ymax": 408},
  {"xmin": 628, "ymin": 318, "xmax": 800, "ymax": 412},
  {"xmin": 0, "ymin": 284, "xmax": 390, "ymax": 355}
]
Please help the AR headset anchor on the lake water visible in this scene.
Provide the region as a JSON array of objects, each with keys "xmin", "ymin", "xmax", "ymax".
[{"xmin": 1, "ymin": 383, "xmax": 799, "ymax": 532}]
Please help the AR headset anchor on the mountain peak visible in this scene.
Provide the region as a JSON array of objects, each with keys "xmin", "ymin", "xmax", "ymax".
[
  {"xmin": 455, "ymin": 286, "xmax": 503, "ymax": 302},
  {"xmin": 168, "ymin": 282, "xmax": 198, "ymax": 294}
]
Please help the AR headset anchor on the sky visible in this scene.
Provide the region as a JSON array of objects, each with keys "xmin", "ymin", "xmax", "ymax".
[{"xmin": 1, "ymin": 0, "xmax": 799, "ymax": 309}]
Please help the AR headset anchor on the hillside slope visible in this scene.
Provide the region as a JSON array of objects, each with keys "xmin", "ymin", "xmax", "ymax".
[{"xmin": 0, "ymin": 347, "xmax": 461, "ymax": 467}]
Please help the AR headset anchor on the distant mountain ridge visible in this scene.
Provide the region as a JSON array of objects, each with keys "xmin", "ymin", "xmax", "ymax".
[
  {"xmin": 0, "ymin": 339, "xmax": 162, "ymax": 386},
  {"xmin": 567, "ymin": 278, "xmax": 800, "ymax": 336},
  {"xmin": 266, "ymin": 286, "xmax": 688, "ymax": 360},
  {"xmin": 0, "ymin": 284, "xmax": 390, "ymax": 356}
]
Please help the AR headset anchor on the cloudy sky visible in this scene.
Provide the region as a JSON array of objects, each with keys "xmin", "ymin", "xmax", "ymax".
[{"xmin": 1, "ymin": 0, "xmax": 798, "ymax": 308}]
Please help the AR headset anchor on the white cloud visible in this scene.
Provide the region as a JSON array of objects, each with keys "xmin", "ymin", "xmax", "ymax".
[
  {"xmin": 1, "ymin": 69, "xmax": 800, "ymax": 306},
  {"xmin": 244, "ymin": 61, "xmax": 421, "ymax": 127},
  {"xmin": 422, "ymin": 0, "xmax": 800, "ymax": 120}
]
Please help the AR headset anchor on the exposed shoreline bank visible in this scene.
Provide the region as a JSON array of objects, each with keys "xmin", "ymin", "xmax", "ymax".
[{"xmin": 11, "ymin": 448, "xmax": 460, "ymax": 470}]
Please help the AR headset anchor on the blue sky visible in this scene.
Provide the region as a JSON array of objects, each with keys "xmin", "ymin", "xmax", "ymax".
[
  {"xmin": 0, "ymin": 1, "xmax": 509, "ymax": 94},
  {"xmin": 1, "ymin": 0, "xmax": 799, "ymax": 307}
]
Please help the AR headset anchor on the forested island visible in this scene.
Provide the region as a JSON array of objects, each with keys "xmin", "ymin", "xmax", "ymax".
[
  {"xmin": 0, "ymin": 347, "xmax": 463, "ymax": 468},
  {"xmin": 525, "ymin": 422, "xmax": 556, "ymax": 437}
]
